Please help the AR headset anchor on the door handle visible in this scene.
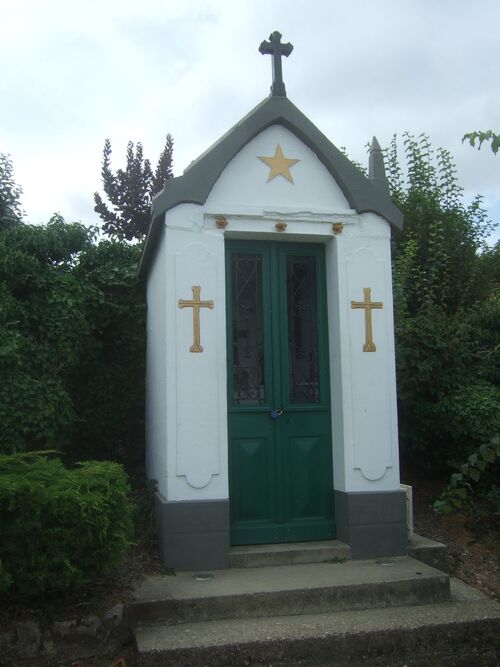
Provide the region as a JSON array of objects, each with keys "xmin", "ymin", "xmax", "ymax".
[{"xmin": 270, "ymin": 409, "xmax": 283, "ymax": 419}]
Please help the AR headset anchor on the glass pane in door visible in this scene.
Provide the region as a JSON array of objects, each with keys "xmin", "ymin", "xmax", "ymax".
[
  {"xmin": 286, "ymin": 255, "xmax": 320, "ymax": 404},
  {"xmin": 231, "ymin": 254, "xmax": 265, "ymax": 405}
]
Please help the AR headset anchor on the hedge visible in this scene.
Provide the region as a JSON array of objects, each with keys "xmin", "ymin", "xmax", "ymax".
[{"xmin": 0, "ymin": 452, "xmax": 134, "ymax": 594}]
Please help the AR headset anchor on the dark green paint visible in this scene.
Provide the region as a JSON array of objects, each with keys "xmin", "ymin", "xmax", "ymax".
[
  {"xmin": 259, "ymin": 31, "xmax": 293, "ymax": 98},
  {"xmin": 226, "ymin": 241, "xmax": 335, "ymax": 545}
]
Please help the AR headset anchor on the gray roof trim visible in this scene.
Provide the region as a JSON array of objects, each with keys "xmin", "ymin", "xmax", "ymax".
[{"xmin": 138, "ymin": 96, "xmax": 403, "ymax": 278}]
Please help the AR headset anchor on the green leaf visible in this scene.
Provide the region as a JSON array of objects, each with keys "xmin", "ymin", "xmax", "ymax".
[
  {"xmin": 482, "ymin": 448, "xmax": 495, "ymax": 463},
  {"xmin": 469, "ymin": 468, "xmax": 481, "ymax": 482}
]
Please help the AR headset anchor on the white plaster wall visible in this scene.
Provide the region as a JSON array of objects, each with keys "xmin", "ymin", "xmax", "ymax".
[
  {"xmin": 207, "ymin": 125, "xmax": 351, "ymax": 213},
  {"xmin": 163, "ymin": 204, "xmax": 228, "ymax": 501},
  {"xmin": 145, "ymin": 226, "xmax": 168, "ymax": 496},
  {"xmin": 145, "ymin": 123, "xmax": 401, "ymax": 504},
  {"xmin": 325, "ymin": 236, "xmax": 346, "ymax": 490},
  {"xmin": 328, "ymin": 213, "xmax": 400, "ymax": 492}
]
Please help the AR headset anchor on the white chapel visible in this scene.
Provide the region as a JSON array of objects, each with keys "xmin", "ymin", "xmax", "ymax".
[{"xmin": 139, "ymin": 31, "xmax": 406, "ymax": 570}]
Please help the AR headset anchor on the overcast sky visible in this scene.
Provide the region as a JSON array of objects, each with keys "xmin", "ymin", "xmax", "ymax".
[{"xmin": 1, "ymin": 0, "xmax": 499, "ymax": 238}]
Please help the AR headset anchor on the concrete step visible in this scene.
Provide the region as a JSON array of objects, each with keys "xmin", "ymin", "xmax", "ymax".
[
  {"xmin": 229, "ymin": 533, "xmax": 446, "ymax": 570},
  {"xmin": 229, "ymin": 539, "xmax": 351, "ymax": 568},
  {"xmin": 408, "ymin": 533, "xmax": 450, "ymax": 571},
  {"xmin": 130, "ymin": 557, "xmax": 450, "ymax": 626},
  {"xmin": 135, "ymin": 582, "xmax": 500, "ymax": 666}
]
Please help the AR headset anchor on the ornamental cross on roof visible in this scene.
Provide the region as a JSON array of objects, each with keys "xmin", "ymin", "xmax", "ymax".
[{"xmin": 259, "ymin": 31, "xmax": 293, "ymax": 97}]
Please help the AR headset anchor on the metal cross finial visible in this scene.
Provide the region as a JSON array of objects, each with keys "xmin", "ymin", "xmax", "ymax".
[{"xmin": 259, "ymin": 31, "xmax": 293, "ymax": 97}]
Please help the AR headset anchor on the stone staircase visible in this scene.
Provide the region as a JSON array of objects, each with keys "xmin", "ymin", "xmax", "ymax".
[{"xmin": 130, "ymin": 539, "xmax": 500, "ymax": 666}]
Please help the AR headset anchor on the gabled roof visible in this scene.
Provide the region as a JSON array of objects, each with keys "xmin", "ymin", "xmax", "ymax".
[{"xmin": 138, "ymin": 95, "xmax": 403, "ymax": 278}]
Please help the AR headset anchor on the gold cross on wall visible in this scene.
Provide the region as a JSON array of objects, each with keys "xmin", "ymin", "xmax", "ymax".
[
  {"xmin": 351, "ymin": 287, "xmax": 383, "ymax": 352},
  {"xmin": 178, "ymin": 286, "xmax": 214, "ymax": 353}
]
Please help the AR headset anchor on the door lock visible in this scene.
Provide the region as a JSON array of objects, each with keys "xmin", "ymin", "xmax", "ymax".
[{"xmin": 270, "ymin": 409, "xmax": 283, "ymax": 419}]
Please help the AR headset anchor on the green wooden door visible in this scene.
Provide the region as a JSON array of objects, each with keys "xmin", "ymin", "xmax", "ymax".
[{"xmin": 226, "ymin": 240, "xmax": 335, "ymax": 545}]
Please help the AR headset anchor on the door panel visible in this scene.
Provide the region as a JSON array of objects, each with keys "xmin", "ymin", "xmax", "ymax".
[
  {"xmin": 289, "ymin": 436, "xmax": 324, "ymax": 516},
  {"xmin": 228, "ymin": 414, "xmax": 280, "ymax": 544},
  {"xmin": 226, "ymin": 241, "xmax": 335, "ymax": 545},
  {"xmin": 233, "ymin": 436, "xmax": 270, "ymax": 520}
]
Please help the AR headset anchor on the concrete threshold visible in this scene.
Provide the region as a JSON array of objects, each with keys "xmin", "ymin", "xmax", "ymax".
[
  {"xmin": 229, "ymin": 539, "xmax": 351, "ymax": 568},
  {"xmin": 130, "ymin": 556, "xmax": 450, "ymax": 625},
  {"xmin": 229, "ymin": 533, "xmax": 446, "ymax": 570}
]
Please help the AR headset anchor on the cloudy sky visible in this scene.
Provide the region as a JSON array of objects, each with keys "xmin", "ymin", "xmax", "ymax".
[{"xmin": 1, "ymin": 0, "xmax": 499, "ymax": 237}]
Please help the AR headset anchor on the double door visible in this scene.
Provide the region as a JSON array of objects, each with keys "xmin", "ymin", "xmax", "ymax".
[{"xmin": 226, "ymin": 241, "xmax": 335, "ymax": 545}]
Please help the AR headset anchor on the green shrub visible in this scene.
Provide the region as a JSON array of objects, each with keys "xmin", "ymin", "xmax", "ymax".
[
  {"xmin": 442, "ymin": 382, "xmax": 500, "ymax": 459},
  {"xmin": 0, "ymin": 452, "xmax": 134, "ymax": 595}
]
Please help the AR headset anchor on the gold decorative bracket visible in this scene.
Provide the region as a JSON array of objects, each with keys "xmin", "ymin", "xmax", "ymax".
[
  {"xmin": 215, "ymin": 216, "xmax": 228, "ymax": 229},
  {"xmin": 178, "ymin": 286, "xmax": 214, "ymax": 353},
  {"xmin": 351, "ymin": 287, "xmax": 383, "ymax": 352}
]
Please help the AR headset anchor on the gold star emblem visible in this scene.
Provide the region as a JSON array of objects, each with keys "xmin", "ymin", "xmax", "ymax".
[{"xmin": 258, "ymin": 144, "xmax": 300, "ymax": 183}]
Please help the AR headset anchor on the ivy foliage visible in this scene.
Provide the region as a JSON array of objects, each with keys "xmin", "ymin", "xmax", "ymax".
[
  {"xmin": 0, "ymin": 202, "xmax": 145, "ymax": 467},
  {"xmin": 0, "ymin": 216, "xmax": 96, "ymax": 452},
  {"xmin": 433, "ymin": 437, "xmax": 500, "ymax": 515},
  {"xmin": 0, "ymin": 452, "xmax": 133, "ymax": 594},
  {"xmin": 68, "ymin": 239, "xmax": 146, "ymax": 465},
  {"xmin": 386, "ymin": 133, "xmax": 499, "ymax": 472},
  {"xmin": 94, "ymin": 135, "xmax": 173, "ymax": 241}
]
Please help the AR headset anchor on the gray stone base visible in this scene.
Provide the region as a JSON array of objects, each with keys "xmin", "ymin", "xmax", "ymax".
[
  {"xmin": 334, "ymin": 489, "xmax": 407, "ymax": 559},
  {"xmin": 155, "ymin": 494, "xmax": 230, "ymax": 571}
]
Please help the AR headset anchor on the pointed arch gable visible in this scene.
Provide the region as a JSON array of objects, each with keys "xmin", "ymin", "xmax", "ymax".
[{"xmin": 138, "ymin": 96, "xmax": 402, "ymax": 278}]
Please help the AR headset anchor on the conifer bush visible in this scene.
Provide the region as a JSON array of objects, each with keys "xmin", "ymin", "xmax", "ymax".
[{"xmin": 0, "ymin": 452, "xmax": 134, "ymax": 594}]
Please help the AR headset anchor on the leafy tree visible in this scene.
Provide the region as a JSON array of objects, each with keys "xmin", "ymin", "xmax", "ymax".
[
  {"xmin": 0, "ymin": 153, "xmax": 23, "ymax": 226},
  {"xmin": 385, "ymin": 133, "xmax": 499, "ymax": 473},
  {"xmin": 94, "ymin": 135, "xmax": 174, "ymax": 241},
  {"xmin": 1, "ymin": 161, "xmax": 145, "ymax": 468},
  {"xmin": 462, "ymin": 130, "xmax": 500, "ymax": 155}
]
